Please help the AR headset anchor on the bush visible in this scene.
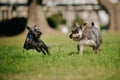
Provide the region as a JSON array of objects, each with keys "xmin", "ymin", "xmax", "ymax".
[
  {"xmin": 0, "ymin": 17, "xmax": 27, "ymax": 36},
  {"xmin": 47, "ymin": 14, "xmax": 66, "ymax": 29},
  {"xmin": 76, "ymin": 17, "xmax": 84, "ymax": 25}
]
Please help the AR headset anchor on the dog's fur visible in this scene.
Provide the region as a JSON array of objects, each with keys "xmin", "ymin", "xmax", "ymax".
[
  {"xmin": 23, "ymin": 25, "xmax": 50, "ymax": 55},
  {"xmin": 69, "ymin": 22, "xmax": 102, "ymax": 54}
]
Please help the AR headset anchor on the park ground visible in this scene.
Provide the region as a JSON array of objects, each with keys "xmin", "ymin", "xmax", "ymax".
[{"xmin": 0, "ymin": 32, "xmax": 120, "ymax": 80}]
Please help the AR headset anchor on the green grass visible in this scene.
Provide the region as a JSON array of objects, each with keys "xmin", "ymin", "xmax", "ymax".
[{"xmin": 0, "ymin": 32, "xmax": 120, "ymax": 80}]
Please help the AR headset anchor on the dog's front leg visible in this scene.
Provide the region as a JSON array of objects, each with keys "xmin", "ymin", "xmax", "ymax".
[
  {"xmin": 36, "ymin": 47, "xmax": 41, "ymax": 52},
  {"xmin": 78, "ymin": 42, "xmax": 84, "ymax": 54},
  {"xmin": 39, "ymin": 40, "xmax": 50, "ymax": 55},
  {"xmin": 35, "ymin": 46, "xmax": 46, "ymax": 55},
  {"xmin": 39, "ymin": 47, "xmax": 46, "ymax": 55}
]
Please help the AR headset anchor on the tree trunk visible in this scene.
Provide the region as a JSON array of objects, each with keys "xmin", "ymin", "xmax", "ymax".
[
  {"xmin": 116, "ymin": 3, "xmax": 120, "ymax": 30},
  {"xmin": 27, "ymin": 0, "xmax": 37, "ymax": 26},
  {"xmin": 36, "ymin": 6, "xmax": 54, "ymax": 33},
  {"xmin": 27, "ymin": 0, "xmax": 54, "ymax": 34},
  {"xmin": 98, "ymin": 0, "xmax": 120, "ymax": 32}
]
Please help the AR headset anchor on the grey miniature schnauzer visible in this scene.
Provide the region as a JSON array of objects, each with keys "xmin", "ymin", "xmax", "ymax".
[
  {"xmin": 69, "ymin": 22, "xmax": 102, "ymax": 54},
  {"xmin": 23, "ymin": 25, "xmax": 50, "ymax": 55}
]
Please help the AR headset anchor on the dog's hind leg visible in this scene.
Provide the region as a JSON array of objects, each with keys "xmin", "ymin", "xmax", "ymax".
[{"xmin": 92, "ymin": 45, "xmax": 100, "ymax": 54}]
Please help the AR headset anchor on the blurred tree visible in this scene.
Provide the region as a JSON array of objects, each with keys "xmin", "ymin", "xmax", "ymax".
[
  {"xmin": 98, "ymin": 0, "xmax": 120, "ymax": 31},
  {"xmin": 27, "ymin": 0, "xmax": 37, "ymax": 26},
  {"xmin": 27, "ymin": 0, "xmax": 53, "ymax": 33},
  {"xmin": 76, "ymin": 16, "xmax": 84, "ymax": 25}
]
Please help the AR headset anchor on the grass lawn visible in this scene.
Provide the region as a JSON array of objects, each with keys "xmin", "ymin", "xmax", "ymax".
[{"xmin": 0, "ymin": 32, "xmax": 120, "ymax": 80}]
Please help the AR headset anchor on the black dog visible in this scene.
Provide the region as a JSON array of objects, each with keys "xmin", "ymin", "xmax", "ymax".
[{"xmin": 23, "ymin": 25, "xmax": 50, "ymax": 55}]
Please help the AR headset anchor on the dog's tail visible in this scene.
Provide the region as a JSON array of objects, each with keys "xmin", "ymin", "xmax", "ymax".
[
  {"xmin": 91, "ymin": 22, "xmax": 100, "ymax": 30},
  {"xmin": 91, "ymin": 22, "xmax": 94, "ymax": 26}
]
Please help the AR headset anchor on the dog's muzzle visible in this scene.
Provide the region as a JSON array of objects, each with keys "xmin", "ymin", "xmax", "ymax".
[{"xmin": 70, "ymin": 34, "xmax": 81, "ymax": 41}]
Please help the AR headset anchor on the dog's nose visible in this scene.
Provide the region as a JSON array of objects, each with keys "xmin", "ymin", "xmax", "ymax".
[
  {"xmin": 23, "ymin": 43, "xmax": 27, "ymax": 49},
  {"xmin": 69, "ymin": 34, "xmax": 73, "ymax": 39},
  {"xmin": 38, "ymin": 32, "xmax": 42, "ymax": 36}
]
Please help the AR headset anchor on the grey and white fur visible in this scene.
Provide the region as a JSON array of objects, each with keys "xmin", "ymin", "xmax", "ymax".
[{"xmin": 69, "ymin": 22, "xmax": 102, "ymax": 54}]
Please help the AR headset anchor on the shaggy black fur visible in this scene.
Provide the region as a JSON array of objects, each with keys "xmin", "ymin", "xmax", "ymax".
[{"xmin": 23, "ymin": 25, "xmax": 50, "ymax": 55}]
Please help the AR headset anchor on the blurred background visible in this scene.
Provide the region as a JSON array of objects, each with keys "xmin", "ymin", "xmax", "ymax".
[
  {"xmin": 0, "ymin": 0, "xmax": 120, "ymax": 36},
  {"xmin": 0, "ymin": 1, "xmax": 120, "ymax": 80}
]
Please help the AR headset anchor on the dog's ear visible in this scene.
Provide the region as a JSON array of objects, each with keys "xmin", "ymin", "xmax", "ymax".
[
  {"xmin": 26, "ymin": 26, "xmax": 30, "ymax": 30},
  {"xmin": 34, "ymin": 25, "xmax": 40, "ymax": 31},
  {"xmin": 83, "ymin": 23, "xmax": 87, "ymax": 26},
  {"xmin": 82, "ymin": 23, "xmax": 87, "ymax": 30},
  {"xmin": 34, "ymin": 25, "xmax": 36, "ymax": 27},
  {"xmin": 73, "ymin": 21, "xmax": 80, "ymax": 27},
  {"xmin": 80, "ymin": 26, "xmax": 82, "ymax": 29}
]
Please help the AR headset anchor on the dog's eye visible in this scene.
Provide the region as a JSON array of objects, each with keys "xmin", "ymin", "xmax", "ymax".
[
  {"xmin": 72, "ymin": 29, "xmax": 78, "ymax": 33},
  {"xmin": 29, "ymin": 29, "xmax": 33, "ymax": 33},
  {"xmin": 34, "ymin": 29, "xmax": 37, "ymax": 32}
]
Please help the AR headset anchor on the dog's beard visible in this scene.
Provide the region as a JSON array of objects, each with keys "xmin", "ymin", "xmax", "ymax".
[
  {"xmin": 72, "ymin": 30, "xmax": 83, "ymax": 41},
  {"xmin": 72, "ymin": 34, "xmax": 81, "ymax": 41}
]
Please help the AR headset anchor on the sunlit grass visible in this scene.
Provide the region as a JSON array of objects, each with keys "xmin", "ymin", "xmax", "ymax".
[{"xmin": 0, "ymin": 32, "xmax": 120, "ymax": 80}]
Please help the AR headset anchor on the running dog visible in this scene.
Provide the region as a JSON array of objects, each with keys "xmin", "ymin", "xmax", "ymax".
[
  {"xmin": 23, "ymin": 25, "xmax": 50, "ymax": 55},
  {"xmin": 69, "ymin": 22, "xmax": 102, "ymax": 54}
]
